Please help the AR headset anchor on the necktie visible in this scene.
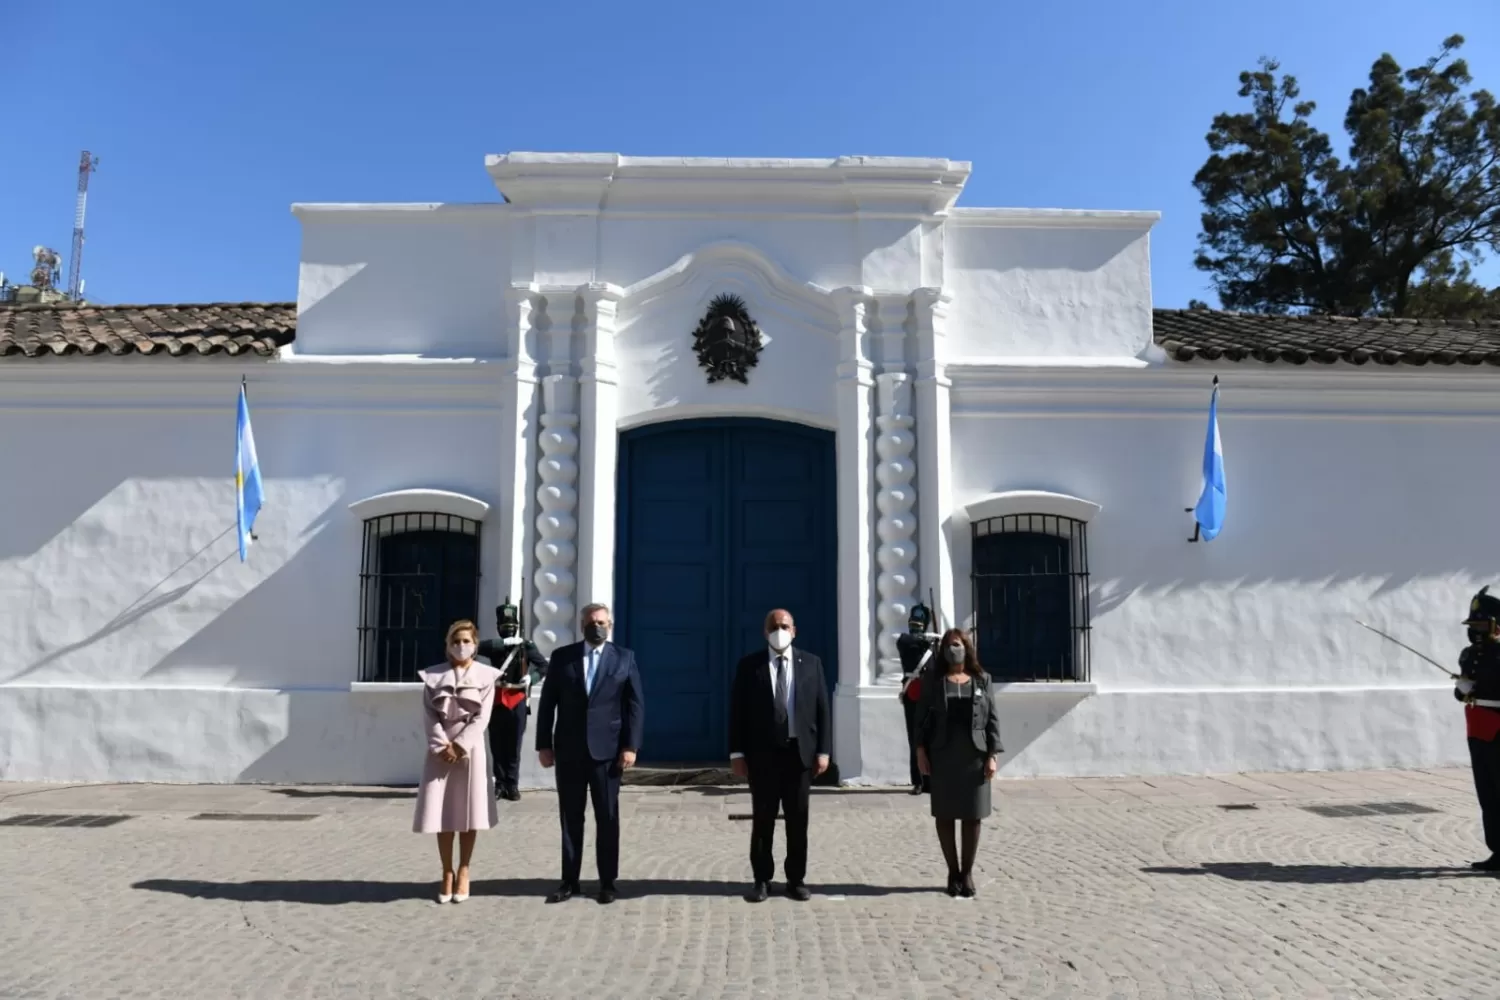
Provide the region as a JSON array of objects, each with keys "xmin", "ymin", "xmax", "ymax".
[
  {"xmin": 585, "ymin": 649, "xmax": 597, "ymax": 694},
  {"xmin": 774, "ymin": 655, "xmax": 789, "ymax": 741}
]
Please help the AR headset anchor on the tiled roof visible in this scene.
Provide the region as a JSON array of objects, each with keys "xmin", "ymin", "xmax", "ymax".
[
  {"xmin": 4, "ymin": 300, "xmax": 1500, "ymax": 368},
  {"xmin": 1153, "ymin": 309, "xmax": 1500, "ymax": 367},
  {"xmin": 0, "ymin": 302, "xmax": 296, "ymax": 359}
]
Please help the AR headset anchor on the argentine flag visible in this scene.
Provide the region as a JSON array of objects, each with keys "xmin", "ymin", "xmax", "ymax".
[
  {"xmin": 236, "ymin": 382, "xmax": 264, "ymax": 561},
  {"xmin": 1193, "ymin": 377, "xmax": 1226, "ymax": 541}
]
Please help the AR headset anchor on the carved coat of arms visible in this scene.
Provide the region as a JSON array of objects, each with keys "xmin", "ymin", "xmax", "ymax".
[{"xmin": 691, "ymin": 293, "xmax": 763, "ymax": 385}]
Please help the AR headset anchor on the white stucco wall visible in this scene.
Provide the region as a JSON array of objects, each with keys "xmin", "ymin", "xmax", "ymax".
[
  {"xmin": 3, "ymin": 153, "xmax": 1490, "ymax": 787},
  {"xmin": 0, "ymin": 364, "xmax": 522, "ymax": 784},
  {"xmin": 933, "ymin": 365, "xmax": 1499, "ymax": 777}
]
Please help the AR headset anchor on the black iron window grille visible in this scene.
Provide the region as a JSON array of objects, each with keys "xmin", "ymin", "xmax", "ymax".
[
  {"xmin": 970, "ymin": 513, "xmax": 1091, "ymax": 683},
  {"xmin": 357, "ymin": 512, "xmax": 482, "ymax": 683}
]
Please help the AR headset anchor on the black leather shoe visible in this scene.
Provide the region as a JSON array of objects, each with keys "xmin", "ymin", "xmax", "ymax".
[
  {"xmin": 546, "ymin": 882, "xmax": 579, "ymax": 903},
  {"xmin": 597, "ymin": 883, "xmax": 617, "ymax": 904},
  {"xmin": 946, "ymin": 873, "xmax": 961, "ymax": 897},
  {"xmin": 1472, "ymin": 856, "xmax": 1500, "ymax": 871},
  {"xmin": 786, "ymin": 883, "xmax": 811, "ymax": 902},
  {"xmin": 959, "ymin": 874, "xmax": 976, "ymax": 898},
  {"xmin": 744, "ymin": 881, "xmax": 769, "ymax": 903},
  {"xmin": 909, "ymin": 784, "xmax": 924, "ymax": 795},
  {"xmin": 501, "ymin": 787, "xmax": 521, "ymax": 801}
]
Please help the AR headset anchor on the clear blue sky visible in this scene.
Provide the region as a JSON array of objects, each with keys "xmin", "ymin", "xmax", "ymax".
[{"xmin": 5, "ymin": 0, "xmax": 1497, "ymax": 308}]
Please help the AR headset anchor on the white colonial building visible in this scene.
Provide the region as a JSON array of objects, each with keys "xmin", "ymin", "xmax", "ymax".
[{"xmin": 2, "ymin": 152, "xmax": 1498, "ymax": 788}]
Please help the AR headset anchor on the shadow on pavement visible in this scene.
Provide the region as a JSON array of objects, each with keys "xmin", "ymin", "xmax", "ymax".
[
  {"xmin": 270, "ymin": 788, "xmax": 417, "ymax": 800},
  {"xmin": 1142, "ymin": 862, "xmax": 1495, "ymax": 884},
  {"xmin": 132, "ymin": 877, "xmax": 938, "ymax": 904}
]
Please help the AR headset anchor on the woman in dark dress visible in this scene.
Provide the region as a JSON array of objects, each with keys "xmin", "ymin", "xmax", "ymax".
[{"xmin": 915, "ymin": 628, "xmax": 1002, "ymax": 897}]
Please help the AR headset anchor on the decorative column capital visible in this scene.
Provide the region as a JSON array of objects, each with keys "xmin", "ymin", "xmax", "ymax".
[
  {"xmin": 872, "ymin": 293, "xmax": 912, "ymax": 372},
  {"xmin": 578, "ymin": 282, "xmax": 623, "ymax": 386},
  {"xmin": 910, "ymin": 287, "xmax": 952, "ymax": 383},
  {"xmin": 832, "ymin": 286, "xmax": 875, "ymax": 384},
  {"xmin": 501, "ymin": 283, "xmax": 541, "ymax": 378}
]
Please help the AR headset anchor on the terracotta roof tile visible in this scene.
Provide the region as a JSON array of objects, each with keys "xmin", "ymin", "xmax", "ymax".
[
  {"xmin": 0, "ymin": 302, "xmax": 296, "ymax": 359},
  {"xmin": 1152, "ymin": 309, "xmax": 1500, "ymax": 367},
  {"xmin": 5, "ymin": 300, "xmax": 1500, "ymax": 369}
]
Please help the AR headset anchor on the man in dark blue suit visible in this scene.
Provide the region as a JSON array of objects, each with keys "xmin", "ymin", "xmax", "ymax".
[{"xmin": 535, "ymin": 602, "xmax": 644, "ymax": 905}]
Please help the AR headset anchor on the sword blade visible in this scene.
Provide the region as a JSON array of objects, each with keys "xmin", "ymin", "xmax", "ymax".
[{"xmin": 1354, "ymin": 619, "xmax": 1458, "ymax": 678}]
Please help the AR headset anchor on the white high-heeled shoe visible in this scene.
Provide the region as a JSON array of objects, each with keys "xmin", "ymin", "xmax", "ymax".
[
  {"xmin": 438, "ymin": 873, "xmax": 455, "ymax": 903},
  {"xmin": 453, "ymin": 871, "xmax": 470, "ymax": 902}
]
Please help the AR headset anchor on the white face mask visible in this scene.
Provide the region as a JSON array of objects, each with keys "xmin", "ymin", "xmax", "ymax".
[
  {"xmin": 450, "ymin": 642, "xmax": 476, "ymax": 662},
  {"xmin": 767, "ymin": 628, "xmax": 792, "ymax": 651},
  {"xmin": 944, "ymin": 644, "xmax": 966, "ymax": 665}
]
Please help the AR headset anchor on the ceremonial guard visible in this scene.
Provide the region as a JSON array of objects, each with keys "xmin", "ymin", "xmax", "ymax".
[
  {"xmin": 896, "ymin": 604, "xmax": 942, "ymax": 795},
  {"xmin": 478, "ymin": 599, "xmax": 548, "ymax": 801},
  {"xmin": 1457, "ymin": 586, "xmax": 1500, "ymax": 871}
]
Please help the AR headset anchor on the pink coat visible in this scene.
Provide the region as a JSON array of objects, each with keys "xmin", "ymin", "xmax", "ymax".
[{"xmin": 412, "ymin": 661, "xmax": 501, "ymax": 834}]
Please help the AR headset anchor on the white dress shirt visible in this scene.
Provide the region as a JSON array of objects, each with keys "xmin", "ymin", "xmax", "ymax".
[{"xmin": 730, "ymin": 646, "xmax": 794, "ymax": 760}]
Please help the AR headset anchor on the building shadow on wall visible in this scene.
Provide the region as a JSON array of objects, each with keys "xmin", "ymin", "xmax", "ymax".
[
  {"xmin": 1142, "ymin": 862, "xmax": 1491, "ymax": 884},
  {"xmin": 8, "ymin": 528, "xmax": 238, "ymax": 684},
  {"xmin": 133, "ymin": 876, "xmax": 936, "ymax": 904},
  {"xmin": 141, "ymin": 502, "xmax": 347, "ymax": 688}
]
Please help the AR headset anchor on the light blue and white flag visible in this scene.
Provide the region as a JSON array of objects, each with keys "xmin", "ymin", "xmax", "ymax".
[
  {"xmin": 236, "ymin": 380, "xmax": 264, "ymax": 562},
  {"xmin": 1193, "ymin": 377, "xmax": 1226, "ymax": 541}
]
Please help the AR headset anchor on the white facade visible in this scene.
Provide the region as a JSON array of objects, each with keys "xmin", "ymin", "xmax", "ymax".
[{"xmin": 1, "ymin": 153, "xmax": 1494, "ymax": 787}]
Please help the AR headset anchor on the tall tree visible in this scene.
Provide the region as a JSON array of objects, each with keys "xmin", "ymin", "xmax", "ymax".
[{"xmin": 1194, "ymin": 36, "xmax": 1500, "ymax": 317}]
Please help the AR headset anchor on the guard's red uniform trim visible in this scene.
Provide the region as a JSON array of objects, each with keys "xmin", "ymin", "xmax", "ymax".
[{"xmin": 1466, "ymin": 704, "xmax": 1500, "ymax": 742}]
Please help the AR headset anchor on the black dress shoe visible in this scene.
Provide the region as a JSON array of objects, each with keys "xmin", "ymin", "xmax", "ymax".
[
  {"xmin": 786, "ymin": 883, "xmax": 811, "ymax": 902},
  {"xmin": 909, "ymin": 784, "xmax": 924, "ymax": 796},
  {"xmin": 945, "ymin": 873, "xmax": 961, "ymax": 897},
  {"xmin": 744, "ymin": 881, "xmax": 769, "ymax": 903},
  {"xmin": 501, "ymin": 787, "xmax": 521, "ymax": 801},
  {"xmin": 959, "ymin": 874, "xmax": 976, "ymax": 898},
  {"xmin": 546, "ymin": 882, "xmax": 579, "ymax": 903},
  {"xmin": 1472, "ymin": 855, "xmax": 1500, "ymax": 871},
  {"xmin": 597, "ymin": 884, "xmax": 617, "ymax": 904}
]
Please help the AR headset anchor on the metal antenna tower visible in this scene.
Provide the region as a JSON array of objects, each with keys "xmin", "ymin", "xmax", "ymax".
[{"xmin": 66, "ymin": 151, "xmax": 99, "ymax": 302}]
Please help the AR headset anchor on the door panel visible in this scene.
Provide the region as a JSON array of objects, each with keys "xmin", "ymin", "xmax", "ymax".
[{"xmin": 617, "ymin": 419, "xmax": 837, "ymax": 762}]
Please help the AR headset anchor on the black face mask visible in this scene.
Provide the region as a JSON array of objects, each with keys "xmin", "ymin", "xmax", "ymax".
[{"xmin": 584, "ymin": 623, "xmax": 609, "ymax": 644}]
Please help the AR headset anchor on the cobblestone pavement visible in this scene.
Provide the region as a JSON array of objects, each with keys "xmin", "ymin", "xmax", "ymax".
[{"xmin": 3, "ymin": 768, "xmax": 1500, "ymax": 999}]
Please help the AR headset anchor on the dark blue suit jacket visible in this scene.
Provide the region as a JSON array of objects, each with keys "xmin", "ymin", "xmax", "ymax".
[{"xmin": 535, "ymin": 640, "xmax": 644, "ymax": 763}]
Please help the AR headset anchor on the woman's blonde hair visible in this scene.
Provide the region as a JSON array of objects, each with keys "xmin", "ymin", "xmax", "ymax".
[{"xmin": 445, "ymin": 620, "xmax": 477, "ymax": 647}]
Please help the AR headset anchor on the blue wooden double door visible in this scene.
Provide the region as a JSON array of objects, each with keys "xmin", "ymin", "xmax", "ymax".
[{"xmin": 615, "ymin": 418, "xmax": 838, "ymax": 763}]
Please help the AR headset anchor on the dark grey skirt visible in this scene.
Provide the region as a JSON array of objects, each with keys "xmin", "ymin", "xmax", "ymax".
[{"xmin": 929, "ymin": 735, "xmax": 992, "ymax": 821}]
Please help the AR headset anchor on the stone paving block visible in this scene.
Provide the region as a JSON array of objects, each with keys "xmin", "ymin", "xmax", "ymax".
[{"xmin": 1, "ymin": 770, "xmax": 1499, "ymax": 997}]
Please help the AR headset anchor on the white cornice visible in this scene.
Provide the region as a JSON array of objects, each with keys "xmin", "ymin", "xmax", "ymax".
[
  {"xmin": 348, "ymin": 488, "xmax": 491, "ymax": 522},
  {"xmin": 0, "ymin": 364, "xmax": 504, "ymax": 412},
  {"xmin": 485, "ymin": 151, "xmax": 971, "ymax": 217},
  {"xmin": 290, "ymin": 203, "xmax": 508, "ymax": 221},
  {"xmin": 949, "ymin": 365, "xmax": 1500, "ymax": 418},
  {"xmin": 948, "ymin": 207, "xmax": 1160, "ymax": 230},
  {"xmin": 963, "ymin": 490, "xmax": 1101, "ymax": 524}
]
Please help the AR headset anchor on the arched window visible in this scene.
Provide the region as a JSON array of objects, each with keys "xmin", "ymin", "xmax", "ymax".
[
  {"xmin": 349, "ymin": 490, "xmax": 490, "ymax": 683},
  {"xmin": 969, "ymin": 499, "xmax": 1093, "ymax": 683}
]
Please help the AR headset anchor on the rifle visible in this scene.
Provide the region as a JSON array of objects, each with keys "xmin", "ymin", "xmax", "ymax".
[{"xmin": 1354, "ymin": 619, "xmax": 1458, "ymax": 680}]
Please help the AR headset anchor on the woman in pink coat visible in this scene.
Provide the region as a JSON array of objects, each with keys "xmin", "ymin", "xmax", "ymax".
[{"xmin": 413, "ymin": 619, "xmax": 500, "ymax": 902}]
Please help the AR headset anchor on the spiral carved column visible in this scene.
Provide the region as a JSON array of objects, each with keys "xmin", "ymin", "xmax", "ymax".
[
  {"xmin": 874, "ymin": 371, "xmax": 919, "ymax": 682},
  {"xmin": 533, "ymin": 374, "xmax": 579, "ymax": 655}
]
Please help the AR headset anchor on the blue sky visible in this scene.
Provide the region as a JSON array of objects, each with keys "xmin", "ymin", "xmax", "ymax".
[{"xmin": 4, "ymin": 0, "xmax": 1497, "ymax": 308}]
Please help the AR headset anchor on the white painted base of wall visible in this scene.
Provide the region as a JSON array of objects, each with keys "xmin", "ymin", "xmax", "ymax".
[{"xmin": 0, "ymin": 684, "xmax": 1469, "ymax": 786}]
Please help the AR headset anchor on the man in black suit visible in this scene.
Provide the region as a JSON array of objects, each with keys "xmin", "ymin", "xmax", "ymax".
[
  {"xmin": 728, "ymin": 608, "xmax": 831, "ymax": 902},
  {"xmin": 535, "ymin": 602, "xmax": 643, "ymax": 905}
]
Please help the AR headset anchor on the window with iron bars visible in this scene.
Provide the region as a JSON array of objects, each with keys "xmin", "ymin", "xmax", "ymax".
[
  {"xmin": 970, "ymin": 513, "xmax": 1091, "ymax": 683},
  {"xmin": 357, "ymin": 512, "xmax": 482, "ymax": 683}
]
